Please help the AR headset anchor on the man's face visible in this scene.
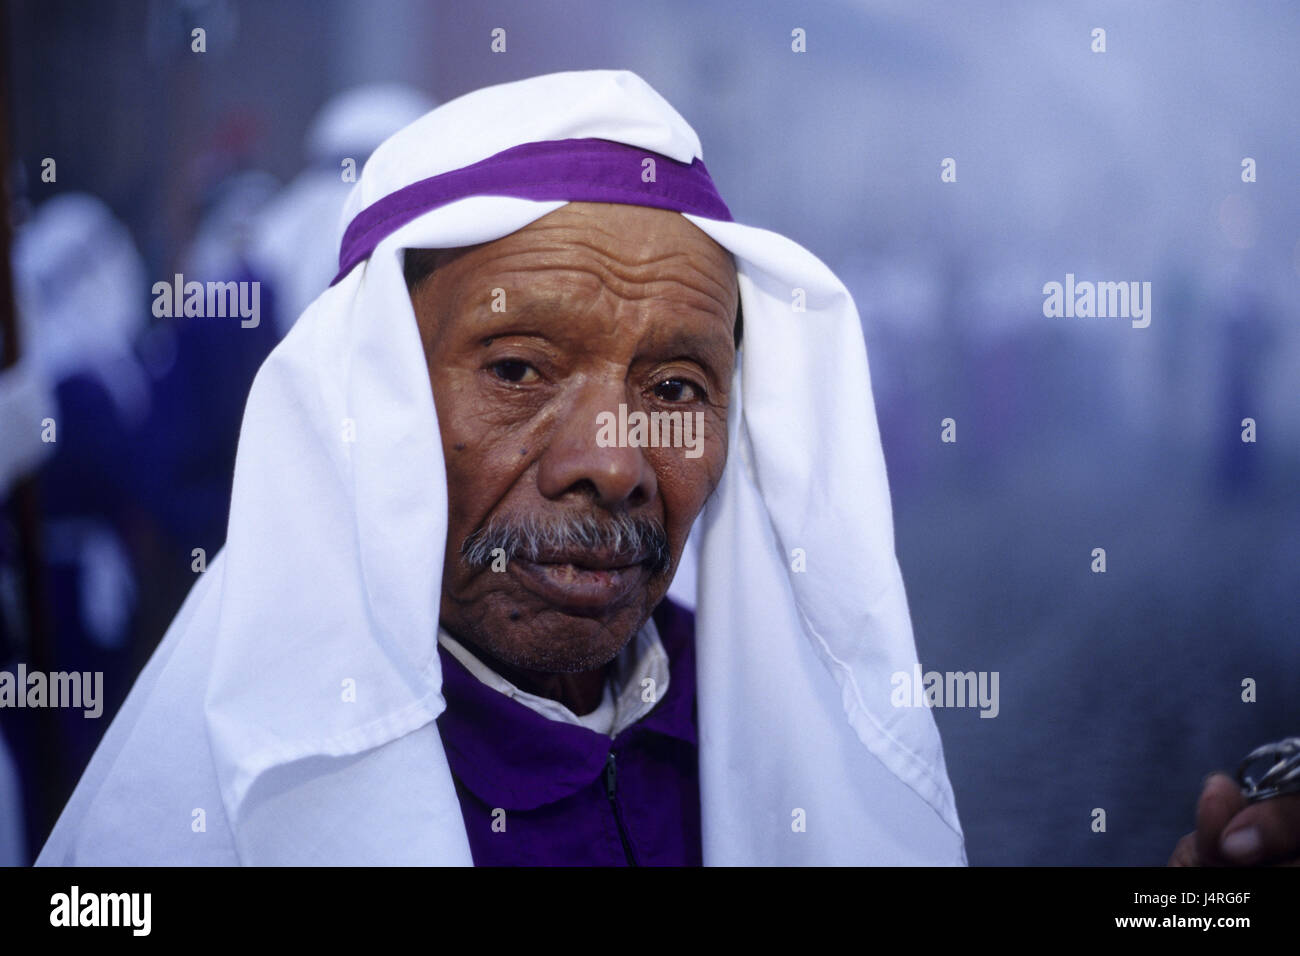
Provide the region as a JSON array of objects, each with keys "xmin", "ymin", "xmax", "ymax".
[{"xmin": 409, "ymin": 201, "xmax": 739, "ymax": 674}]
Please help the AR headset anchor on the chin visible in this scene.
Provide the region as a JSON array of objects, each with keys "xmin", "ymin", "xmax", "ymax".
[
  {"xmin": 461, "ymin": 592, "xmax": 645, "ymax": 674},
  {"xmin": 502, "ymin": 609, "xmax": 640, "ymax": 673},
  {"xmin": 442, "ymin": 566, "xmax": 674, "ymax": 673}
]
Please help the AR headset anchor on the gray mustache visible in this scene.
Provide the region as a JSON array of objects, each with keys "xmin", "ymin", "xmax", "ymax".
[{"xmin": 461, "ymin": 512, "xmax": 671, "ymax": 574}]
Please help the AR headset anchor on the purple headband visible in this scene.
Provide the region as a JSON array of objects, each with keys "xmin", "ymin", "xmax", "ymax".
[{"xmin": 331, "ymin": 137, "xmax": 733, "ymax": 286}]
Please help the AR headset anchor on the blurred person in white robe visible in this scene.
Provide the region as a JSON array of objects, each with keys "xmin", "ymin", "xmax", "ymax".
[
  {"xmin": 249, "ymin": 84, "xmax": 435, "ymax": 338},
  {"xmin": 2, "ymin": 192, "xmax": 152, "ymax": 862}
]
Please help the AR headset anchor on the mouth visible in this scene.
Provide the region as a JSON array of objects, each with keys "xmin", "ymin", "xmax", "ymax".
[{"xmin": 509, "ymin": 551, "xmax": 652, "ymax": 612}]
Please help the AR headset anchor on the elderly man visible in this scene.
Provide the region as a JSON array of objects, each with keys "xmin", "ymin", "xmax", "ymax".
[{"xmin": 35, "ymin": 71, "xmax": 1298, "ymax": 866}]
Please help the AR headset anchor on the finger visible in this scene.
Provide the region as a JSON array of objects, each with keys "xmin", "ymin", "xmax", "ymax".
[
  {"xmin": 1219, "ymin": 792, "xmax": 1300, "ymax": 866},
  {"xmin": 1195, "ymin": 773, "xmax": 1247, "ymax": 865},
  {"xmin": 1168, "ymin": 832, "xmax": 1200, "ymax": 867}
]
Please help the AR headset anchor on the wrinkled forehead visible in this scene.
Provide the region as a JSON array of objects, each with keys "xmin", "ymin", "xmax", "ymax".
[
  {"xmin": 402, "ymin": 202, "xmax": 742, "ymax": 347},
  {"xmin": 404, "ymin": 202, "xmax": 736, "ymax": 289}
]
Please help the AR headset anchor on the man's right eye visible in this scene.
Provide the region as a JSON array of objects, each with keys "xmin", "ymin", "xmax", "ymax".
[{"xmin": 489, "ymin": 359, "xmax": 540, "ymax": 384}]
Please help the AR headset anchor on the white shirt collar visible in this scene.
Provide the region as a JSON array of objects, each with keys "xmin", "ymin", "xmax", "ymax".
[{"xmin": 436, "ymin": 615, "xmax": 671, "ymax": 738}]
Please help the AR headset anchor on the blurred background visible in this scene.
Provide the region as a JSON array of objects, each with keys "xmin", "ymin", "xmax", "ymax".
[{"xmin": 0, "ymin": 0, "xmax": 1296, "ymax": 866}]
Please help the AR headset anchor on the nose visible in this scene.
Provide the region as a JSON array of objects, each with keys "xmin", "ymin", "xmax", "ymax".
[{"xmin": 536, "ymin": 381, "xmax": 658, "ymax": 510}]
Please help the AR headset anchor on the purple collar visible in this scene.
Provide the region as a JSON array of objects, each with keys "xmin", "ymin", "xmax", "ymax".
[
  {"xmin": 435, "ymin": 599, "xmax": 698, "ymax": 811},
  {"xmin": 332, "ymin": 137, "xmax": 733, "ymax": 285}
]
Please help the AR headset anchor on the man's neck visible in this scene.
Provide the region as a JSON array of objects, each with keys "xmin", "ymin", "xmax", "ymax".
[{"xmin": 450, "ymin": 636, "xmax": 610, "ymax": 716}]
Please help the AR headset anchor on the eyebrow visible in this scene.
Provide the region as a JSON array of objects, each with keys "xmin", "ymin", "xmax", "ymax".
[
  {"xmin": 488, "ymin": 294, "xmax": 736, "ymax": 344},
  {"xmin": 472, "ymin": 295, "xmax": 734, "ymax": 378}
]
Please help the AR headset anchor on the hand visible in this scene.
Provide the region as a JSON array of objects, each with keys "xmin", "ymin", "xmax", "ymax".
[{"xmin": 1168, "ymin": 772, "xmax": 1300, "ymax": 866}]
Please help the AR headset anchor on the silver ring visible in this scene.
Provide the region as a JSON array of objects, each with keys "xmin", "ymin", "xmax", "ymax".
[{"xmin": 1236, "ymin": 737, "xmax": 1300, "ymax": 802}]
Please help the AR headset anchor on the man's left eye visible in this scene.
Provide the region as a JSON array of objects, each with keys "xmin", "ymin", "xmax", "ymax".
[
  {"xmin": 489, "ymin": 359, "xmax": 540, "ymax": 384},
  {"xmin": 652, "ymin": 378, "xmax": 705, "ymax": 403}
]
